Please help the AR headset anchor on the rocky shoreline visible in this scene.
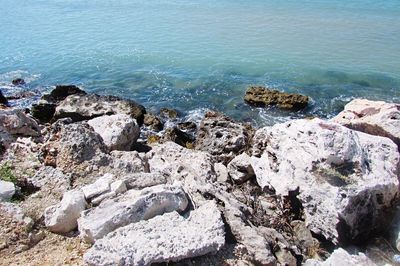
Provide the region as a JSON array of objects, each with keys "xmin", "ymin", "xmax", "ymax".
[{"xmin": 1, "ymin": 82, "xmax": 400, "ymax": 265}]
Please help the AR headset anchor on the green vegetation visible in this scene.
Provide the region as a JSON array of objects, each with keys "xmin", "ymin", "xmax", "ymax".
[{"xmin": 0, "ymin": 162, "xmax": 17, "ymax": 184}]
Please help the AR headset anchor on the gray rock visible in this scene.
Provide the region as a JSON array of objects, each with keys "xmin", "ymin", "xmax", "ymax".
[
  {"xmin": 83, "ymin": 201, "xmax": 225, "ymax": 266},
  {"xmin": 251, "ymin": 118, "xmax": 400, "ymax": 243},
  {"xmin": 332, "ymin": 99, "xmax": 400, "ymax": 150},
  {"xmin": 54, "ymin": 94, "xmax": 146, "ymax": 125},
  {"xmin": 78, "ymin": 184, "xmax": 189, "ymax": 243},
  {"xmin": 88, "ymin": 114, "xmax": 140, "ymax": 151},
  {"xmin": 195, "ymin": 111, "xmax": 253, "ymax": 164},
  {"xmin": 227, "ymin": 153, "xmax": 254, "ymax": 184},
  {"xmin": 214, "ymin": 163, "xmax": 229, "ymax": 183},
  {"xmin": 122, "ymin": 172, "xmax": 169, "ymax": 189},
  {"xmin": 44, "ymin": 189, "xmax": 87, "ymax": 233},
  {"xmin": 0, "ymin": 109, "xmax": 40, "ymax": 137},
  {"xmin": 0, "ymin": 180, "xmax": 15, "ymax": 201},
  {"xmin": 305, "ymin": 248, "xmax": 375, "ymax": 266}
]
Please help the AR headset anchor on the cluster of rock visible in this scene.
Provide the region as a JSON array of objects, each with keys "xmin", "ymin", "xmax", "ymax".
[{"xmin": 1, "ymin": 84, "xmax": 400, "ymax": 265}]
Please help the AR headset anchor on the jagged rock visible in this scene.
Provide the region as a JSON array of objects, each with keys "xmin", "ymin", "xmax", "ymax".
[
  {"xmin": 81, "ymin": 174, "xmax": 114, "ymax": 200},
  {"xmin": 83, "ymin": 201, "xmax": 225, "ymax": 266},
  {"xmin": 88, "ymin": 114, "xmax": 140, "ymax": 151},
  {"xmin": 251, "ymin": 118, "xmax": 400, "ymax": 243},
  {"xmin": 160, "ymin": 107, "xmax": 179, "ymax": 120},
  {"xmin": 44, "ymin": 189, "xmax": 87, "ymax": 233},
  {"xmin": 305, "ymin": 248, "xmax": 375, "ymax": 265},
  {"xmin": 0, "ymin": 181, "xmax": 15, "ymax": 201},
  {"xmin": 78, "ymin": 184, "xmax": 189, "ymax": 243},
  {"xmin": 0, "ymin": 90, "xmax": 8, "ymax": 106},
  {"xmin": 108, "ymin": 150, "xmax": 147, "ymax": 176},
  {"xmin": 42, "ymin": 85, "xmax": 86, "ymax": 103},
  {"xmin": 31, "ymin": 102, "xmax": 57, "ymax": 124},
  {"xmin": 332, "ymin": 99, "xmax": 400, "ymax": 149},
  {"xmin": 90, "ymin": 179, "xmax": 128, "ymax": 206},
  {"xmin": 291, "ymin": 220, "xmax": 319, "ymax": 256},
  {"xmin": 147, "ymin": 142, "xmax": 217, "ymax": 203},
  {"xmin": 11, "ymin": 78, "xmax": 25, "ymax": 86},
  {"xmin": 53, "ymin": 94, "xmax": 146, "ymax": 125},
  {"xmin": 214, "ymin": 163, "xmax": 229, "ymax": 183},
  {"xmin": 227, "ymin": 153, "xmax": 255, "ymax": 184},
  {"xmin": 244, "ymin": 86, "xmax": 309, "ymax": 110},
  {"xmin": 161, "ymin": 127, "xmax": 194, "ymax": 148},
  {"xmin": 223, "ymin": 204, "xmax": 276, "ymax": 265},
  {"xmin": 122, "ymin": 172, "xmax": 169, "ymax": 189},
  {"xmin": 195, "ymin": 111, "xmax": 253, "ymax": 164},
  {"xmin": 143, "ymin": 113, "xmax": 163, "ymax": 131},
  {"xmin": 177, "ymin": 121, "xmax": 197, "ymax": 132},
  {"xmin": 0, "ymin": 109, "xmax": 40, "ymax": 137}
]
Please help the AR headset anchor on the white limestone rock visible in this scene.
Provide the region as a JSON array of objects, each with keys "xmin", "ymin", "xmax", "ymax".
[
  {"xmin": 122, "ymin": 172, "xmax": 169, "ymax": 189},
  {"xmin": 88, "ymin": 114, "xmax": 140, "ymax": 151},
  {"xmin": 44, "ymin": 189, "xmax": 87, "ymax": 233},
  {"xmin": 83, "ymin": 201, "xmax": 225, "ymax": 266},
  {"xmin": 78, "ymin": 184, "xmax": 189, "ymax": 243},
  {"xmin": 81, "ymin": 174, "xmax": 114, "ymax": 200},
  {"xmin": 227, "ymin": 153, "xmax": 255, "ymax": 184},
  {"xmin": 251, "ymin": 118, "xmax": 400, "ymax": 243},
  {"xmin": 305, "ymin": 248, "xmax": 375, "ymax": 266},
  {"xmin": 332, "ymin": 99, "xmax": 400, "ymax": 149},
  {"xmin": 0, "ymin": 181, "xmax": 15, "ymax": 201},
  {"xmin": 214, "ymin": 163, "xmax": 229, "ymax": 183}
]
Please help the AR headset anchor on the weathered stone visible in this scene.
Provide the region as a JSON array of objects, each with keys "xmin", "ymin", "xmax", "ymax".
[
  {"xmin": 214, "ymin": 163, "xmax": 229, "ymax": 183},
  {"xmin": 177, "ymin": 121, "xmax": 197, "ymax": 132},
  {"xmin": 81, "ymin": 174, "xmax": 114, "ymax": 200},
  {"xmin": 195, "ymin": 111, "xmax": 253, "ymax": 164},
  {"xmin": 160, "ymin": 107, "xmax": 179, "ymax": 120},
  {"xmin": 227, "ymin": 153, "xmax": 255, "ymax": 184},
  {"xmin": 0, "ymin": 181, "xmax": 15, "ymax": 201},
  {"xmin": 83, "ymin": 201, "xmax": 225, "ymax": 266},
  {"xmin": 305, "ymin": 248, "xmax": 375, "ymax": 266},
  {"xmin": 11, "ymin": 78, "xmax": 25, "ymax": 86},
  {"xmin": 44, "ymin": 189, "xmax": 87, "ymax": 233},
  {"xmin": 251, "ymin": 118, "xmax": 400, "ymax": 243},
  {"xmin": 78, "ymin": 184, "xmax": 188, "ymax": 243},
  {"xmin": 88, "ymin": 114, "xmax": 140, "ymax": 151},
  {"xmin": 244, "ymin": 86, "xmax": 309, "ymax": 110},
  {"xmin": 122, "ymin": 172, "xmax": 169, "ymax": 190},
  {"xmin": 161, "ymin": 127, "xmax": 194, "ymax": 148},
  {"xmin": 42, "ymin": 85, "xmax": 86, "ymax": 103},
  {"xmin": 0, "ymin": 109, "xmax": 40, "ymax": 137},
  {"xmin": 143, "ymin": 113, "xmax": 163, "ymax": 131},
  {"xmin": 31, "ymin": 102, "xmax": 57, "ymax": 124},
  {"xmin": 54, "ymin": 94, "xmax": 146, "ymax": 125},
  {"xmin": 5, "ymin": 90, "xmax": 36, "ymax": 100},
  {"xmin": 332, "ymin": 99, "xmax": 400, "ymax": 150}
]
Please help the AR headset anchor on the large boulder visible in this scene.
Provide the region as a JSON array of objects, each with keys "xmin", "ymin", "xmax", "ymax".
[
  {"xmin": 42, "ymin": 85, "xmax": 86, "ymax": 103},
  {"xmin": 44, "ymin": 189, "xmax": 87, "ymax": 233},
  {"xmin": 251, "ymin": 118, "xmax": 400, "ymax": 243},
  {"xmin": 78, "ymin": 184, "xmax": 189, "ymax": 243},
  {"xmin": 195, "ymin": 111, "xmax": 253, "ymax": 164},
  {"xmin": 83, "ymin": 201, "xmax": 225, "ymax": 266},
  {"xmin": 332, "ymin": 99, "xmax": 400, "ymax": 150},
  {"xmin": 0, "ymin": 109, "xmax": 40, "ymax": 137},
  {"xmin": 244, "ymin": 86, "xmax": 309, "ymax": 110},
  {"xmin": 305, "ymin": 248, "xmax": 375, "ymax": 266},
  {"xmin": 87, "ymin": 114, "xmax": 140, "ymax": 151},
  {"xmin": 53, "ymin": 94, "xmax": 146, "ymax": 125},
  {"xmin": 0, "ymin": 181, "xmax": 15, "ymax": 201}
]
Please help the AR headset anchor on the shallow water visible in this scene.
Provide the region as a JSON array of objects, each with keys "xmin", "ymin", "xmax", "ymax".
[{"xmin": 1, "ymin": 0, "xmax": 400, "ymax": 125}]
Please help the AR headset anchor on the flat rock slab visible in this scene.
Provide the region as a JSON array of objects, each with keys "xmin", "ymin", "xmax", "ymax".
[
  {"xmin": 78, "ymin": 184, "xmax": 188, "ymax": 243},
  {"xmin": 84, "ymin": 201, "xmax": 225, "ymax": 266}
]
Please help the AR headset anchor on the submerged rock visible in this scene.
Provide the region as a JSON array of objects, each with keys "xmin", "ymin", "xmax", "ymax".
[
  {"xmin": 53, "ymin": 94, "xmax": 146, "ymax": 125},
  {"xmin": 195, "ymin": 111, "xmax": 253, "ymax": 164},
  {"xmin": 244, "ymin": 86, "xmax": 309, "ymax": 110},
  {"xmin": 251, "ymin": 118, "xmax": 399, "ymax": 243},
  {"xmin": 11, "ymin": 78, "xmax": 25, "ymax": 86},
  {"xmin": 332, "ymin": 99, "xmax": 400, "ymax": 150},
  {"xmin": 44, "ymin": 189, "xmax": 87, "ymax": 233},
  {"xmin": 83, "ymin": 201, "xmax": 225, "ymax": 266},
  {"xmin": 78, "ymin": 184, "xmax": 188, "ymax": 243},
  {"xmin": 87, "ymin": 114, "xmax": 140, "ymax": 151}
]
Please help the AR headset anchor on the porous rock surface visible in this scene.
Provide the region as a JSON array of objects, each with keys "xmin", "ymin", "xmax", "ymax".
[
  {"xmin": 83, "ymin": 201, "xmax": 225, "ymax": 266},
  {"xmin": 305, "ymin": 248, "xmax": 376, "ymax": 266},
  {"xmin": 195, "ymin": 111, "xmax": 253, "ymax": 164},
  {"xmin": 227, "ymin": 153, "xmax": 255, "ymax": 184},
  {"xmin": 78, "ymin": 184, "xmax": 188, "ymax": 243},
  {"xmin": 87, "ymin": 114, "xmax": 140, "ymax": 151},
  {"xmin": 251, "ymin": 118, "xmax": 400, "ymax": 243},
  {"xmin": 53, "ymin": 94, "xmax": 146, "ymax": 124},
  {"xmin": 332, "ymin": 99, "xmax": 400, "ymax": 149}
]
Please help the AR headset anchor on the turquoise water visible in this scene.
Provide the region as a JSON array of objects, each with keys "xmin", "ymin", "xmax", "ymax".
[{"xmin": 1, "ymin": 0, "xmax": 400, "ymax": 125}]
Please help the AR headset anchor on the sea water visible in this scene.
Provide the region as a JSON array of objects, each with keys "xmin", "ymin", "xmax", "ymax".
[{"xmin": 1, "ymin": 0, "xmax": 400, "ymax": 125}]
